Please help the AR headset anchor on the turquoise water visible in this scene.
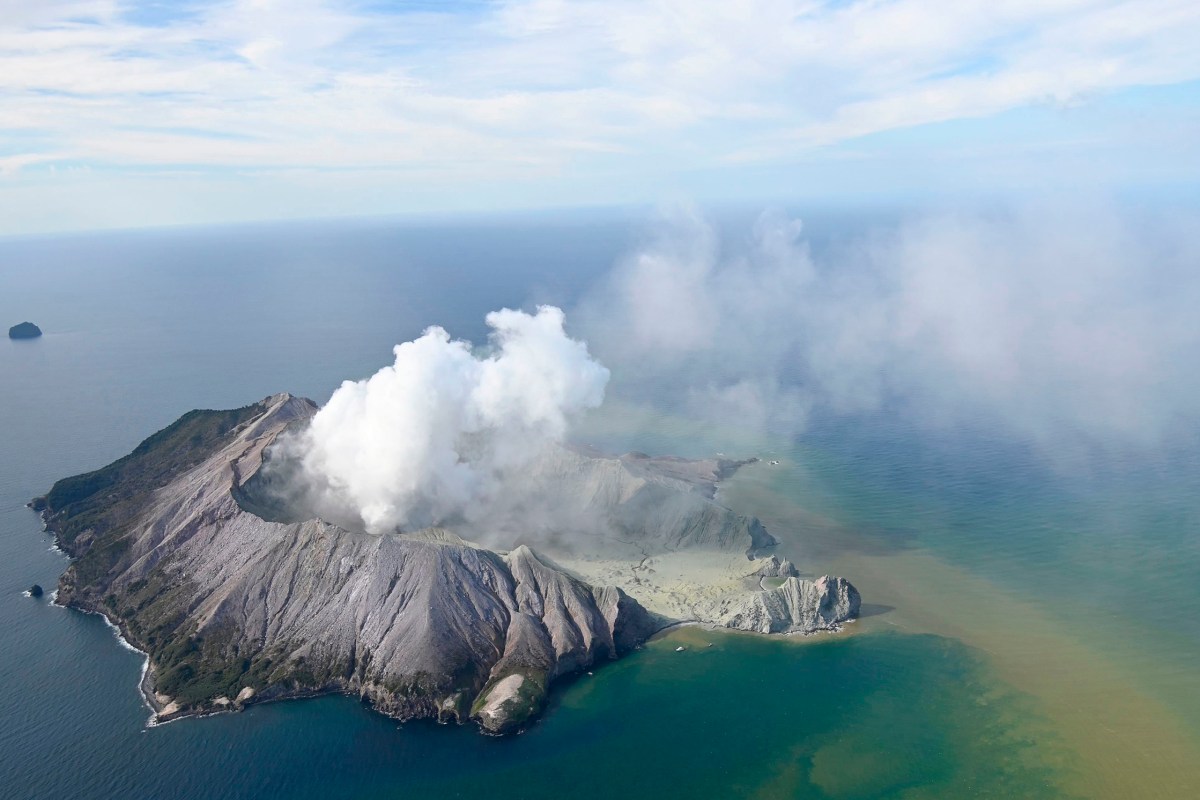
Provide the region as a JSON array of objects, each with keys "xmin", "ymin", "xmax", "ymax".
[
  {"xmin": 0, "ymin": 613, "xmax": 1070, "ymax": 800},
  {"xmin": 785, "ymin": 417, "xmax": 1200, "ymax": 739},
  {"xmin": 2, "ymin": 214, "xmax": 1197, "ymax": 798}
]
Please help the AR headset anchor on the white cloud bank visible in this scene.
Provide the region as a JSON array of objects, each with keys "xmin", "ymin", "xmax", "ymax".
[
  {"xmin": 296, "ymin": 305, "xmax": 609, "ymax": 533},
  {"xmin": 582, "ymin": 203, "xmax": 1200, "ymax": 452}
]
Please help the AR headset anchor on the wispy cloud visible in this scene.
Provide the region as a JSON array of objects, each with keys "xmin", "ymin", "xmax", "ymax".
[{"xmin": 0, "ymin": 1, "xmax": 1197, "ymax": 230}]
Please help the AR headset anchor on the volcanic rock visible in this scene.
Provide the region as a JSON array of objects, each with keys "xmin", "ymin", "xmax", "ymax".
[{"xmin": 8, "ymin": 322, "xmax": 41, "ymax": 339}]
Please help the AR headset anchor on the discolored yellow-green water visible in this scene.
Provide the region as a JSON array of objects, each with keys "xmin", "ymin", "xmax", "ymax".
[{"xmin": 580, "ymin": 400, "xmax": 1200, "ymax": 799}]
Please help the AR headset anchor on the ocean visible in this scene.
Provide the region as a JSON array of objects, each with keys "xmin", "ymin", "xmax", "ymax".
[{"xmin": 1, "ymin": 211, "xmax": 1197, "ymax": 799}]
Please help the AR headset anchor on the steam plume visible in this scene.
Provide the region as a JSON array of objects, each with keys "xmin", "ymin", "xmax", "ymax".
[
  {"xmin": 580, "ymin": 203, "xmax": 1200, "ymax": 454},
  {"xmin": 297, "ymin": 305, "xmax": 608, "ymax": 533}
]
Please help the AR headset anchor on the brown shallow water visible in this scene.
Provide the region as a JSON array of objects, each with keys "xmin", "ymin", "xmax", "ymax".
[
  {"xmin": 720, "ymin": 464, "xmax": 1200, "ymax": 800},
  {"xmin": 576, "ymin": 398, "xmax": 1200, "ymax": 799}
]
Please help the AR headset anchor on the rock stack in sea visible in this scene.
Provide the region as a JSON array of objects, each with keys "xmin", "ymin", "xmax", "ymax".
[
  {"xmin": 8, "ymin": 322, "xmax": 42, "ymax": 339},
  {"xmin": 754, "ymin": 554, "xmax": 800, "ymax": 578}
]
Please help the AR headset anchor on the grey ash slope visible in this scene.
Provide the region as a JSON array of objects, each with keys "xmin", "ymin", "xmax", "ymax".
[
  {"xmin": 36, "ymin": 392, "xmax": 859, "ymax": 734},
  {"xmin": 448, "ymin": 443, "xmax": 779, "ymax": 558}
]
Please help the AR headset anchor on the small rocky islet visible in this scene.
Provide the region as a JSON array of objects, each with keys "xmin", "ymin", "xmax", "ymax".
[
  {"xmin": 33, "ymin": 393, "xmax": 860, "ymax": 734},
  {"xmin": 8, "ymin": 322, "xmax": 42, "ymax": 339}
]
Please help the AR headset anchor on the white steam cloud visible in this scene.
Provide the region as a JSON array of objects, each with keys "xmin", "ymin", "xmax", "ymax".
[
  {"xmin": 273, "ymin": 202, "xmax": 1197, "ymax": 536},
  {"xmin": 296, "ymin": 305, "xmax": 608, "ymax": 533}
]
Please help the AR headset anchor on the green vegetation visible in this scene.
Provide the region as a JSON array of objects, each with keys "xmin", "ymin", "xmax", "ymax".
[
  {"xmin": 39, "ymin": 403, "xmax": 261, "ymax": 551},
  {"xmin": 102, "ymin": 551, "xmax": 302, "ymax": 708},
  {"xmin": 382, "ymin": 670, "xmax": 442, "ymax": 700},
  {"xmin": 36, "ymin": 400, "xmax": 279, "ymax": 710},
  {"xmin": 155, "ymin": 625, "xmax": 269, "ymax": 705},
  {"xmin": 471, "ymin": 668, "xmax": 549, "ymax": 732}
]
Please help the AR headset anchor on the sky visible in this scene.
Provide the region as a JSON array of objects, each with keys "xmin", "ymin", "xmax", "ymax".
[{"xmin": 1, "ymin": 0, "xmax": 1199, "ymax": 234}]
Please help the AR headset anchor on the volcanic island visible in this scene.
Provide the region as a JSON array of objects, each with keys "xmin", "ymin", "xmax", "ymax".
[{"xmin": 33, "ymin": 393, "xmax": 859, "ymax": 734}]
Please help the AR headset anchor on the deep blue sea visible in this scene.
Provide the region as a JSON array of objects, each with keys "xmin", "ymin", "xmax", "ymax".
[{"xmin": 2, "ymin": 211, "xmax": 1197, "ymax": 799}]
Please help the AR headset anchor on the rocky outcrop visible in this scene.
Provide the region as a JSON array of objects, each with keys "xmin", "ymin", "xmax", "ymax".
[
  {"xmin": 469, "ymin": 545, "xmax": 658, "ymax": 733},
  {"xmin": 8, "ymin": 321, "xmax": 41, "ymax": 339},
  {"xmin": 718, "ymin": 576, "xmax": 861, "ymax": 635},
  {"xmin": 753, "ymin": 555, "xmax": 799, "ymax": 579}
]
